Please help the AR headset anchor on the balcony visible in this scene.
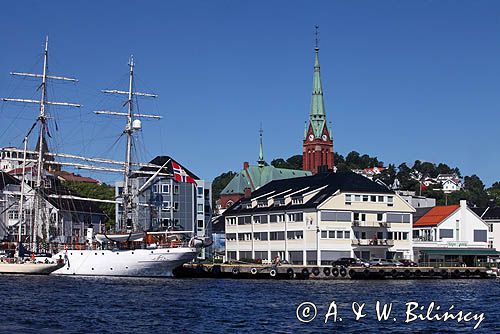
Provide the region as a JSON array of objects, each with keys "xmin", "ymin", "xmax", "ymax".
[
  {"xmin": 351, "ymin": 239, "xmax": 394, "ymax": 247},
  {"xmin": 352, "ymin": 221, "xmax": 391, "ymax": 228}
]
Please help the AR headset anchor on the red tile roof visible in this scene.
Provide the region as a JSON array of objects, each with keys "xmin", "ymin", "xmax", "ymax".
[{"xmin": 414, "ymin": 205, "xmax": 460, "ymax": 227}]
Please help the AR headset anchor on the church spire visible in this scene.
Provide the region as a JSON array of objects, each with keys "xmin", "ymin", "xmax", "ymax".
[
  {"xmin": 308, "ymin": 25, "xmax": 327, "ymax": 139},
  {"xmin": 302, "ymin": 26, "xmax": 335, "ymax": 174},
  {"xmin": 257, "ymin": 124, "xmax": 265, "ymax": 167}
]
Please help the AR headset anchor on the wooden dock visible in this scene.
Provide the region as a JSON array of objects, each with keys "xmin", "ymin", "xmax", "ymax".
[{"xmin": 174, "ymin": 263, "xmax": 493, "ymax": 280}]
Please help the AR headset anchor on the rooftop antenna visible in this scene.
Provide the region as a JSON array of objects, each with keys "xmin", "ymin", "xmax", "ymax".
[
  {"xmin": 94, "ymin": 55, "xmax": 161, "ymax": 232},
  {"xmin": 1, "ymin": 36, "xmax": 81, "ymax": 251}
]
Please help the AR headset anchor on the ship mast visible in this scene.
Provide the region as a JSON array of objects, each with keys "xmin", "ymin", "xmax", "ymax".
[
  {"xmin": 1, "ymin": 36, "xmax": 81, "ymax": 251},
  {"xmin": 95, "ymin": 56, "xmax": 160, "ymax": 232}
]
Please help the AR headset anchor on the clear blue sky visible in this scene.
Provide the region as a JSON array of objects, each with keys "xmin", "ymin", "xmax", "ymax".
[{"xmin": 0, "ymin": 1, "xmax": 499, "ymax": 186}]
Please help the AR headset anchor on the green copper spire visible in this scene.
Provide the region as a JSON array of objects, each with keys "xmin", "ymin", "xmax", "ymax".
[
  {"xmin": 257, "ymin": 124, "xmax": 265, "ymax": 167},
  {"xmin": 307, "ymin": 26, "xmax": 327, "ymax": 139}
]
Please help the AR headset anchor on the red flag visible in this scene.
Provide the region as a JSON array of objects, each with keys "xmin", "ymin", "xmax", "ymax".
[
  {"xmin": 420, "ymin": 181, "xmax": 427, "ymax": 192},
  {"xmin": 171, "ymin": 161, "xmax": 197, "ymax": 184}
]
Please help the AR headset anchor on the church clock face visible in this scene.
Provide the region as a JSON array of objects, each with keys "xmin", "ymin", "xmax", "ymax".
[
  {"xmin": 322, "ymin": 134, "xmax": 327, "ymax": 141},
  {"xmin": 308, "ymin": 134, "xmax": 314, "ymax": 141}
]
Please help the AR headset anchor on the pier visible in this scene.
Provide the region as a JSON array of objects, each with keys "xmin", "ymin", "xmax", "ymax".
[{"xmin": 174, "ymin": 263, "xmax": 494, "ymax": 280}]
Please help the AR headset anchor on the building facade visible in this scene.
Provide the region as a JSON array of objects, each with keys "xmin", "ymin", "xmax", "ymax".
[
  {"xmin": 224, "ymin": 172, "xmax": 415, "ymax": 265},
  {"xmin": 302, "ymin": 45, "xmax": 334, "ymax": 174},
  {"xmin": 115, "ymin": 156, "xmax": 212, "ymax": 257}
]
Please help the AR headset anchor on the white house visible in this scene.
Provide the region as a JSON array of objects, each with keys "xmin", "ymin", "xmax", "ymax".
[{"xmin": 413, "ymin": 200, "xmax": 496, "ymax": 266}]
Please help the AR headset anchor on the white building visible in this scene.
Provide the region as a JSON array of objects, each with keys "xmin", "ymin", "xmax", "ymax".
[
  {"xmin": 437, "ymin": 173, "xmax": 462, "ymax": 193},
  {"xmin": 396, "ymin": 190, "xmax": 436, "ymax": 209},
  {"xmin": 224, "ymin": 172, "xmax": 415, "ymax": 265},
  {"xmin": 413, "ymin": 200, "xmax": 496, "ymax": 266}
]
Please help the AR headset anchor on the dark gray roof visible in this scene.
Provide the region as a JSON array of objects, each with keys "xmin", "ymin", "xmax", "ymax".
[
  {"xmin": 224, "ymin": 171, "xmax": 394, "ymax": 215},
  {"xmin": 471, "ymin": 207, "xmax": 500, "ymax": 220}
]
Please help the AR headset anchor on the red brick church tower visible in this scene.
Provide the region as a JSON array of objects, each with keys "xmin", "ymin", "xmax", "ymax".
[{"xmin": 303, "ymin": 30, "xmax": 334, "ymax": 174}]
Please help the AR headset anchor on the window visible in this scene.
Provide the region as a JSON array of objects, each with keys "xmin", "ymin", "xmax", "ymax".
[
  {"xmin": 173, "ymin": 185, "xmax": 180, "ymax": 194},
  {"xmin": 226, "ymin": 233, "xmax": 237, "ymax": 241},
  {"xmin": 197, "ymin": 220, "xmax": 204, "ymax": 228},
  {"xmin": 226, "ymin": 217, "xmax": 236, "ymax": 225},
  {"xmin": 287, "ymin": 231, "xmax": 304, "ymax": 240},
  {"xmin": 362, "ymin": 195, "xmax": 369, "ymax": 202},
  {"xmin": 377, "ymin": 232, "xmax": 384, "ymax": 240},
  {"xmin": 238, "ymin": 233, "xmax": 252, "ymax": 241},
  {"xmin": 353, "ymin": 213, "xmax": 366, "ymax": 222},
  {"xmin": 387, "ymin": 196, "xmax": 394, "ymax": 206},
  {"xmin": 337, "ymin": 231, "xmax": 343, "ymax": 239},
  {"xmin": 253, "ymin": 215, "xmax": 268, "ymax": 224},
  {"xmin": 238, "ymin": 216, "xmax": 252, "ymax": 225},
  {"xmin": 292, "ymin": 197, "xmax": 303, "ymax": 204},
  {"xmin": 377, "ymin": 213, "xmax": 383, "ymax": 222},
  {"xmin": 153, "ymin": 184, "xmax": 159, "ymax": 193},
  {"xmin": 273, "ymin": 198, "xmax": 285, "ymax": 206},
  {"xmin": 370, "ymin": 195, "xmax": 377, "ymax": 202},
  {"xmin": 329, "ymin": 231, "xmax": 336, "ymax": 238},
  {"xmin": 378, "ymin": 196, "xmax": 384, "ymax": 202},
  {"xmin": 197, "ymin": 187, "xmax": 203, "ymax": 196},
  {"xmin": 344, "ymin": 231, "xmax": 350, "ymax": 239},
  {"xmin": 197, "ymin": 204, "xmax": 204, "ymax": 214},
  {"xmin": 387, "ymin": 232, "xmax": 393, "ymax": 239},
  {"xmin": 254, "ymin": 232, "xmax": 268, "ymax": 241},
  {"xmin": 402, "ymin": 232, "xmax": 408, "ymax": 240},
  {"xmin": 355, "ymin": 195, "xmax": 361, "ymax": 202},
  {"xmin": 474, "ymin": 230, "xmax": 487, "ymax": 243},
  {"xmin": 345, "ymin": 194, "xmax": 352, "ymax": 202},
  {"xmin": 270, "ymin": 232, "xmax": 285, "ymax": 240},
  {"xmin": 322, "ymin": 211, "xmax": 351, "ymax": 222},
  {"xmin": 439, "ymin": 229, "xmax": 453, "ymax": 239},
  {"xmin": 162, "ymin": 184, "xmax": 170, "ymax": 194},
  {"xmin": 321, "ymin": 231, "xmax": 328, "ymax": 238},
  {"xmin": 287, "ymin": 212, "xmax": 303, "ymax": 222},
  {"xmin": 8, "ymin": 210, "xmax": 19, "ymax": 220},
  {"xmin": 257, "ymin": 201, "xmax": 267, "ymax": 208},
  {"xmin": 269, "ymin": 214, "xmax": 285, "ymax": 223},
  {"xmin": 162, "ymin": 201, "xmax": 170, "ymax": 210},
  {"xmin": 489, "ymin": 224, "xmax": 493, "ymax": 233},
  {"xmin": 173, "ymin": 202, "xmax": 179, "ymax": 211},
  {"xmin": 386, "ymin": 213, "xmax": 411, "ymax": 223}
]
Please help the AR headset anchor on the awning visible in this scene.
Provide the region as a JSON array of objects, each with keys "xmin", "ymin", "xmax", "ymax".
[{"xmin": 421, "ymin": 248, "xmax": 500, "ymax": 256}]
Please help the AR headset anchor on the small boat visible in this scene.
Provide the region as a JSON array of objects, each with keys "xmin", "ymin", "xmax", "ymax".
[{"xmin": 0, "ymin": 257, "xmax": 65, "ymax": 275}]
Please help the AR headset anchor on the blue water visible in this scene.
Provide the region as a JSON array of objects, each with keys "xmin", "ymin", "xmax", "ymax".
[{"xmin": 0, "ymin": 276, "xmax": 498, "ymax": 333}]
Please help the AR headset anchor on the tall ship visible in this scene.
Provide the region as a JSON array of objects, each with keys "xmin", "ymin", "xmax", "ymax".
[{"xmin": 0, "ymin": 38, "xmax": 208, "ymax": 277}]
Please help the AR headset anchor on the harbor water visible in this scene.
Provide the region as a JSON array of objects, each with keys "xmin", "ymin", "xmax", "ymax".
[{"xmin": 0, "ymin": 276, "xmax": 498, "ymax": 333}]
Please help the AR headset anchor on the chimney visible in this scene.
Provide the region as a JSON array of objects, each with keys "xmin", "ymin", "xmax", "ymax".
[
  {"xmin": 460, "ymin": 200, "xmax": 467, "ymax": 209},
  {"xmin": 244, "ymin": 187, "xmax": 251, "ymax": 198},
  {"xmin": 243, "ymin": 161, "xmax": 249, "ymax": 170}
]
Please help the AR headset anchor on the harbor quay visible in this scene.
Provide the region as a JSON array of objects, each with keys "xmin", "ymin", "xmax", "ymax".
[{"xmin": 175, "ymin": 263, "xmax": 493, "ymax": 280}]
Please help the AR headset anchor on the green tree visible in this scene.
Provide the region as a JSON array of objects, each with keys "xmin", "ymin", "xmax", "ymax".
[
  {"xmin": 211, "ymin": 171, "xmax": 237, "ymax": 207},
  {"xmin": 488, "ymin": 182, "xmax": 500, "ymax": 206},
  {"xmin": 286, "ymin": 155, "xmax": 303, "ymax": 170},
  {"xmin": 64, "ymin": 181, "xmax": 115, "ymax": 228},
  {"xmin": 270, "ymin": 158, "xmax": 289, "ymax": 169}
]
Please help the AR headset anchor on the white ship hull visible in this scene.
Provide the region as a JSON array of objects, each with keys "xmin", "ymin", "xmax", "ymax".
[
  {"xmin": 0, "ymin": 262, "xmax": 64, "ymax": 275},
  {"xmin": 52, "ymin": 247, "xmax": 198, "ymax": 277}
]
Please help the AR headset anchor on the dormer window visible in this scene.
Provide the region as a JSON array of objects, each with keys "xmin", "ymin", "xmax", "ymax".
[
  {"xmin": 257, "ymin": 200, "xmax": 267, "ymax": 208},
  {"xmin": 292, "ymin": 197, "xmax": 303, "ymax": 205},
  {"xmin": 274, "ymin": 198, "xmax": 285, "ymax": 206}
]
